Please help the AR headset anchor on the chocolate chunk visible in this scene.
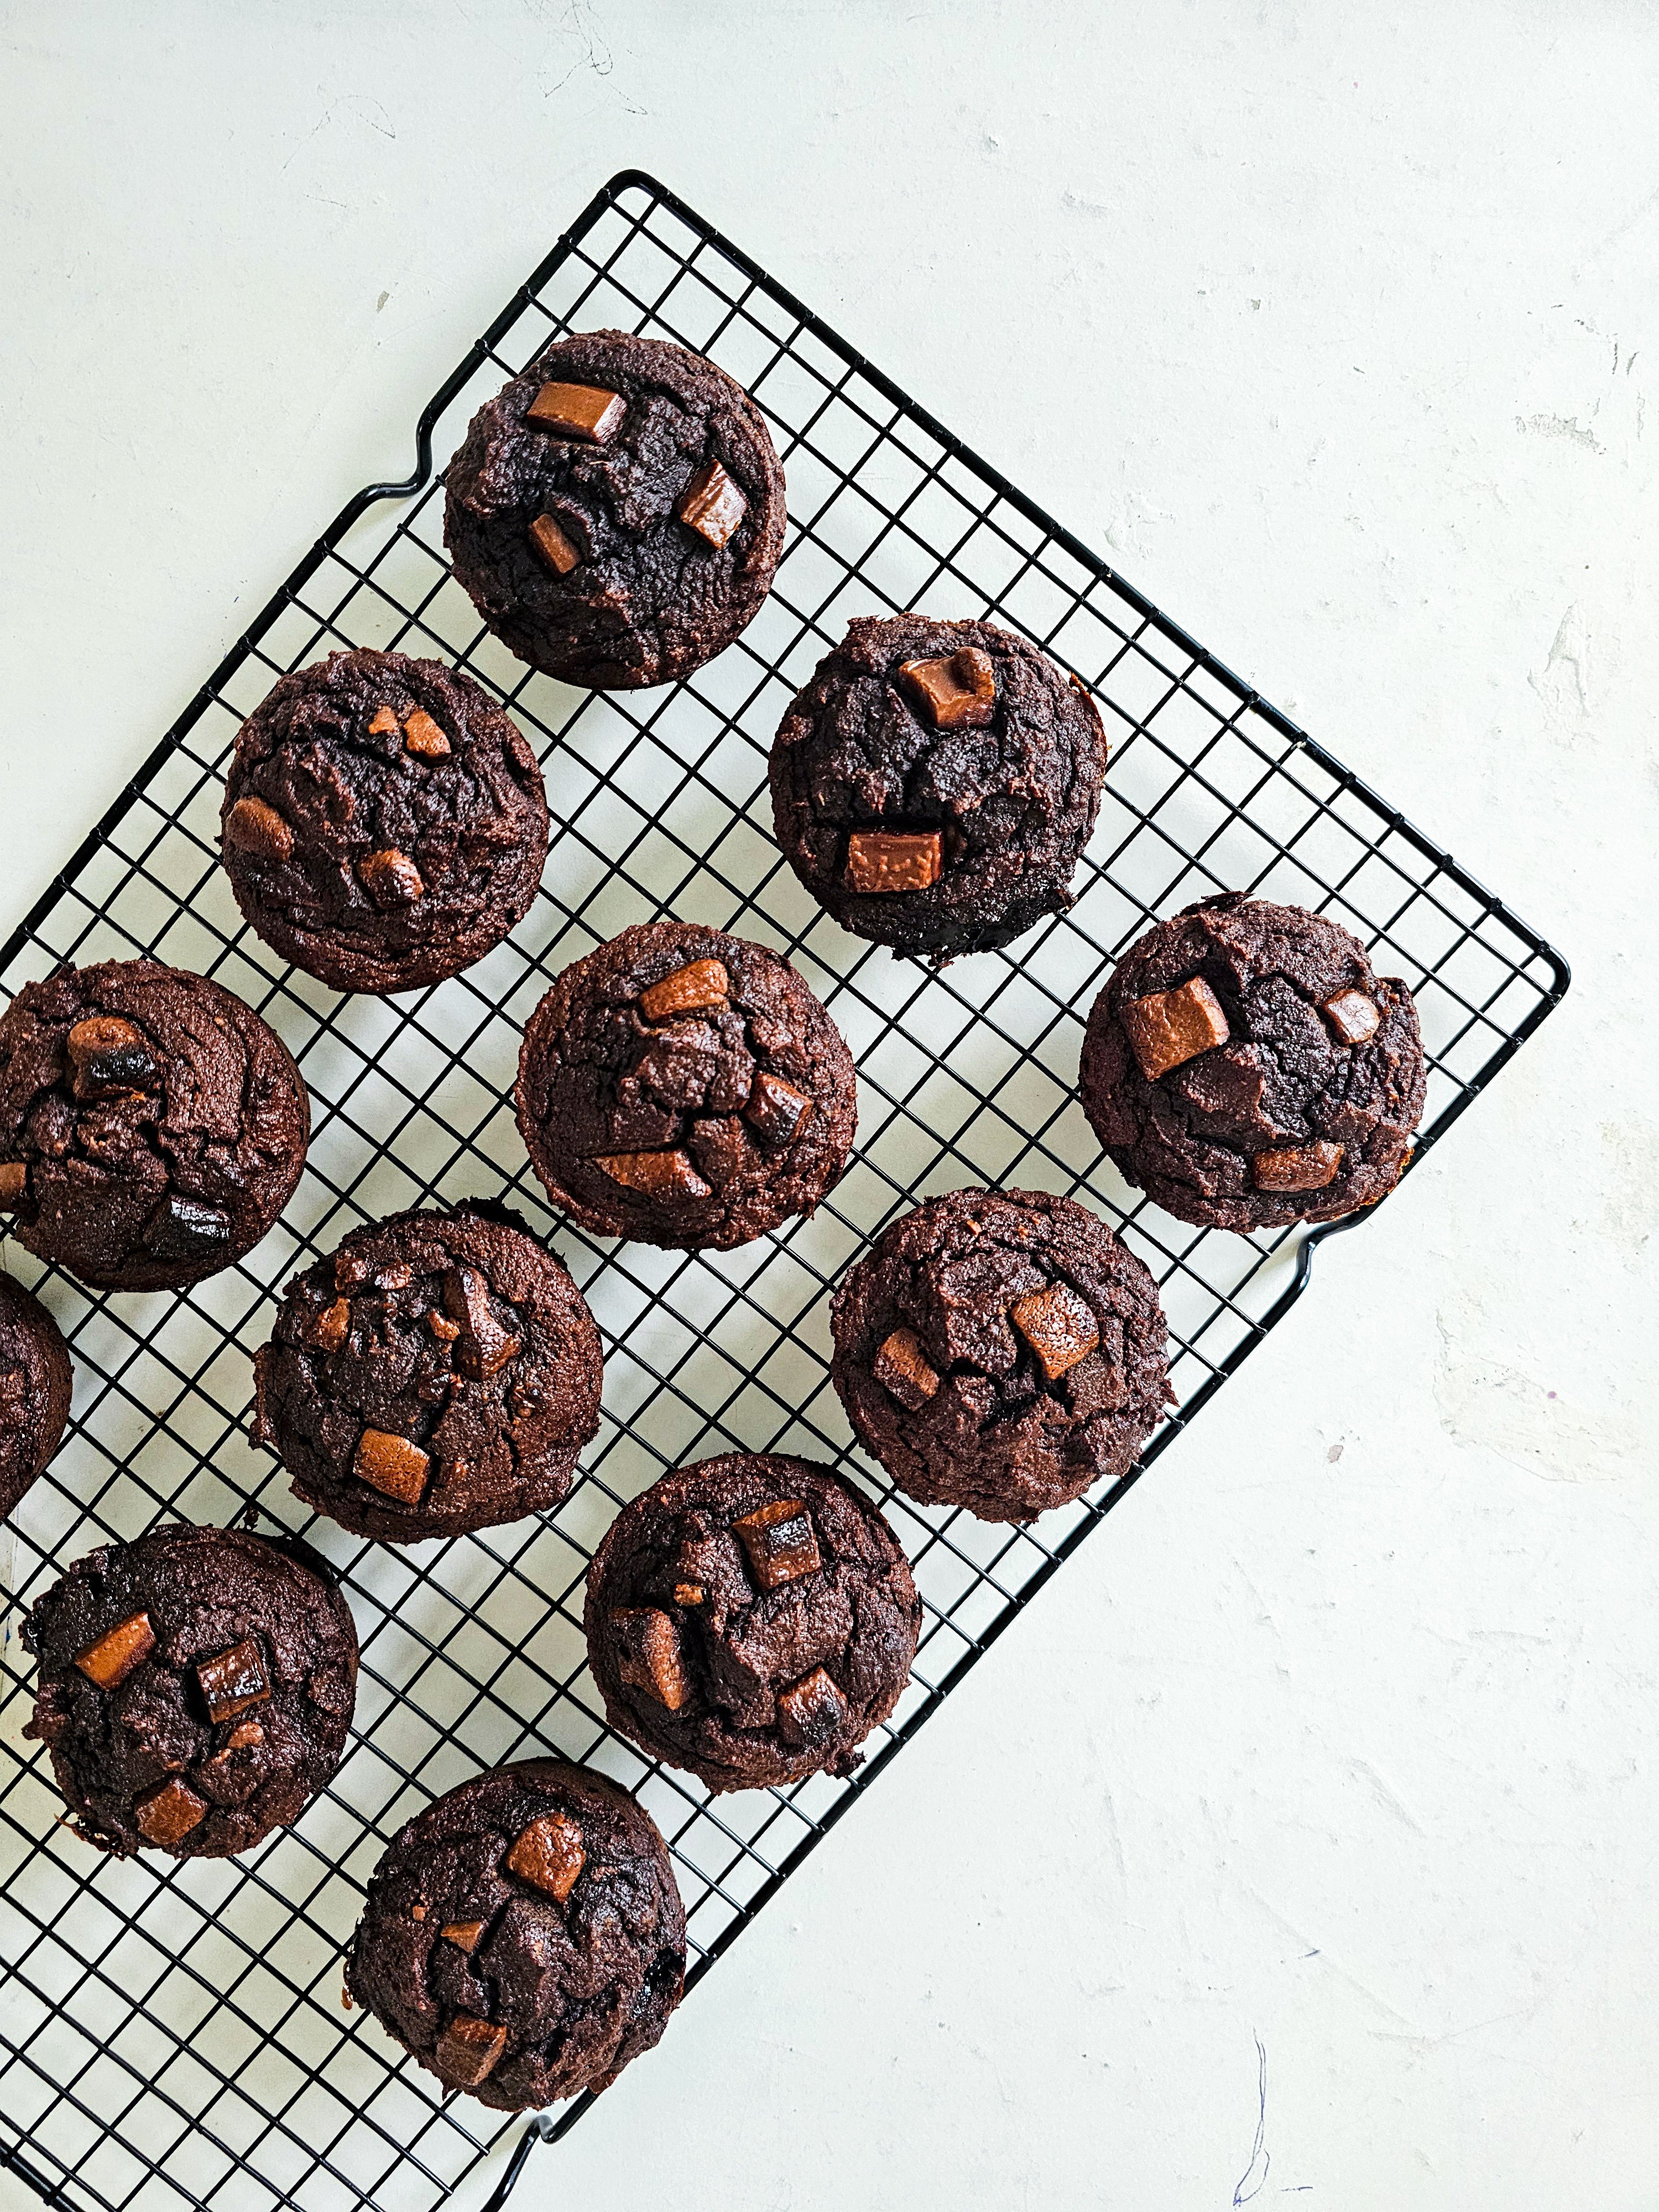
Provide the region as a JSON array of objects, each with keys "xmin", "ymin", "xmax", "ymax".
[
  {"xmin": 441, "ymin": 1920, "xmax": 486, "ymax": 1954},
  {"xmin": 357, "ymin": 848, "xmax": 425, "ymax": 907},
  {"xmin": 353, "ymin": 1428, "xmax": 430, "ymax": 1504},
  {"xmin": 525, "ymin": 380, "xmax": 625, "ymax": 443},
  {"xmin": 1253, "ymin": 1140, "xmax": 1344, "ymax": 1192},
  {"xmin": 411, "ymin": 1903, "xmax": 426, "ymax": 1919},
  {"xmin": 687, "ymin": 1114, "xmax": 750, "ymax": 1190},
  {"xmin": 74, "ymin": 1611, "xmax": 155, "ymax": 1689},
  {"xmin": 776, "ymin": 1665, "xmax": 850, "ymax": 1750},
  {"xmin": 1119, "ymin": 977, "xmax": 1230, "ymax": 1081},
  {"xmin": 224, "ymin": 1719, "xmax": 264, "ymax": 1751},
  {"xmin": 611, "ymin": 1607, "xmax": 690, "ymax": 1712},
  {"xmin": 1062, "ymin": 1352, "xmax": 1126, "ymax": 1417},
  {"xmin": 401, "ymin": 708, "xmax": 451, "ymax": 760},
  {"xmin": 134, "ymin": 1776, "xmax": 208, "ymax": 1848},
  {"xmin": 0, "ymin": 1162, "xmax": 25, "ymax": 1207},
  {"xmin": 639, "ymin": 958, "xmax": 729, "ymax": 1022},
  {"xmin": 1322, "ymin": 987, "xmax": 1382, "ymax": 1046},
  {"xmin": 366, "ymin": 705, "xmax": 401, "ymax": 737},
  {"xmin": 224, "ymin": 795, "xmax": 295, "ymax": 864},
  {"xmin": 593, "ymin": 1149, "xmax": 712, "ymax": 1201},
  {"xmin": 744, "ymin": 1070, "xmax": 813, "ymax": 1145},
  {"xmin": 427, "ymin": 1311, "xmax": 461, "ymax": 1343},
  {"xmin": 872, "ymin": 1326, "xmax": 940, "ymax": 1411},
  {"xmin": 435, "ymin": 2011, "xmax": 508, "ymax": 2089},
  {"xmin": 195, "ymin": 1636, "xmax": 272, "ymax": 1724},
  {"xmin": 66, "ymin": 1015, "xmax": 158, "ymax": 1100},
  {"xmin": 1010, "ymin": 1282, "xmax": 1101, "ymax": 1381},
  {"xmin": 305, "ymin": 1298, "xmax": 351, "ymax": 1353},
  {"xmin": 845, "ymin": 830, "xmax": 943, "ymax": 894},
  {"xmin": 441, "ymin": 1264, "xmax": 521, "ymax": 1381},
  {"xmin": 529, "ymin": 512, "xmax": 581, "ymax": 576},
  {"xmin": 898, "ymin": 646, "xmax": 997, "ymax": 731},
  {"xmin": 336, "ymin": 1251, "xmax": 372, "ymax": 1293},
  {"xmin": 506, "ymin": 1811, "xmax": 585, "ymax": 1903},
  {"xmin": 144, "ymin": 1193, "xmax": 232, "ymax": 1260},
  {"xmin": 673, "ymin": 1581, "xmax": 705, "ymax": 1607},
  {"xmin": 676, "ymin": 458, "xmax": 747, "ymax": 550},
  {"xmin": 731, "ymin": 1498, "xmax": 821, "ymax": 1591}
]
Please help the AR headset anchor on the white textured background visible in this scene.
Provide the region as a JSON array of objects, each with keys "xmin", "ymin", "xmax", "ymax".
[{"xmin": 3, "ymin": 4, "xmax": 1656, "ymax": 2207}]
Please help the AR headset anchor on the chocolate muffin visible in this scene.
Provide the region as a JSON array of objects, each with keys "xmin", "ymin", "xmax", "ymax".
[
  {"xmin": 0, "ymin": 961, "xmax": 310, "ymax": 1292},
  {"xmin": 220, "ymin": 649, "xmax": 550, "ymax": 995},
  {"xmin": 585, "ymin": 1451, "xmax": 919, "ymax": 1793},
  {"xmin": 1079, "ymin": 893, "xmax": 1426, "ymax": 1232},
  {"xmin": 346, "ymin": 1759, "xmax": 685, "ymax": 2109},
  {"xmin": 23, "ymin": 1520, "xmax": 358, "ymax": 1859},
  {"xmin": 0, "ymin": 1276, "xmax": 72, "ymax": 1521},
  {"xmin": 515, "ymin": 922, "xmax": 857, "ymax": 1251},
  {"xmin": 444, "ymin": 330, "xmax": 787, "ymax": 690},
  {"xmin": 831, "ymin": 1187, "xmax": 1171, "ymax": 1522},
  {"xmin": 252, "ymin": 1201, "xmax": 603, "ymax": 1543},
  {"xmin": 769, "ymin": 614, "xmax": 1108, "ymax": 963}
]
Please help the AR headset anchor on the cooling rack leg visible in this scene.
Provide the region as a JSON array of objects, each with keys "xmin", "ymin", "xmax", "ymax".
[{"xmin": 479, "ymin": 2114, "xmax": 555, "ymax": 2210}]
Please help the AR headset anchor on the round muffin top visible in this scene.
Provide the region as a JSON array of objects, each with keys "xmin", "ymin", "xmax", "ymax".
[
  {"xmin": 0, "ymin": 960, "xmax": 310, "ymax": 1292},
  {"xmin": 585, "ymin": 1451, "xmax": 920, "ymax": 1793},
  {"xmin": 23, "ymin": 1520, "xmax": 358, "ymax": 1860},
  {"xmin": 346, "ymin": 1758, "xmax": 685, "ymax": 2110},
  {"xmin": 769, "ymin": 614, "xmax": 1108, "ymax": 963},
  {"xmin": 444, "ymin": 329, "xmax": 787, "ymax": 690},
  {"xmin": 515, "ymin": 921, "xmax": 857, "ymax": 1251},
  {"xmin": 220, "ymin": 649, "xmax": 549, "ymax": 995},
  {"xmin": 1080, "ymin": 892, "xmax": 1426, "ymax": 1233},
  {"xmin": 0, "ymin": 1276, "xmax": 72, "ymax": 1522},
  {"xmin": 251, "ymin": 1200, "xmax": 603, "ymax": 1543},
  {"xmin": 831, "ymin": 1186, "xmax": 1171, "ymax": 1523}
]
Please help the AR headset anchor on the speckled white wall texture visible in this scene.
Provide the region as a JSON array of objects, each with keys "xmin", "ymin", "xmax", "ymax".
[{"xmin": 2, "ymin": 4, "xmax": 1656, "ymax": 2208}]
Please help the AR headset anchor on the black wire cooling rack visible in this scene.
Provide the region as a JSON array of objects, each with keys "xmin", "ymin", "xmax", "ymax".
[{"xmin": 0, "ymin": 170, "xmax": 1568, "ymax": 2212}]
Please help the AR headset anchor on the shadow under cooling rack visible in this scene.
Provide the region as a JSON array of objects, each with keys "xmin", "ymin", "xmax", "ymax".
[{"xmin": 0, "ymin": 171, "xmax": 1567, "ymax": 2212}]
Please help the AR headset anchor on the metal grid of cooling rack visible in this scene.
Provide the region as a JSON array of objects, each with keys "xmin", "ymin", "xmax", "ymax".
[{"xmin": 0, "ymin": 170, "xmax": 1567, "ymax": 2212}]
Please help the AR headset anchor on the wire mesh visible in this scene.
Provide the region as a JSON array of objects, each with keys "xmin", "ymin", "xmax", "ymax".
[{"xmin": 0, "ymin": 170, "xmax": 1567, "ymax": 2212}]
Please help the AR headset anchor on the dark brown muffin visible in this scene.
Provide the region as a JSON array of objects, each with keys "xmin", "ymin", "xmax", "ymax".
[
  {"xmin": 23, "ymin": 1521, "xmax": 358, "ymax": 1859},
  {"xmin": 769, "ymin": 614, "xmax": 1108, "ymax": 963},
  {"xmin": 831, "ymin": 1186, "xmax": 1171, "ymax": 1522},
  {"xmin": 1079, "ymin": 893, "xmax": 1426, "ymax": 1232},
  {"xmin": 346, "ymin": 1759, "xmax": 685, "ymax": 2109},
  {"xmin": 0, "ymin": 1275, "xmax": 72, "ymax": 1521},
  {"xmin": 585, "ymin": 1451, "xmax": 920, "ymax": 1793},
  {"xmin": 515, "ymin": 921, "xmax": 857, "ymax": 1251},
  {"xmin": 251, "ymin": 1200, "xmax": 603, "ymax": 1543},
  {"xmin": 444, "ymin": 329, "xmax": 787, "ymax": 690},
  {"xmin": 0, "ymin": 961, "xmax": 310, "ymax": 1291},
  {"xmin": 220, "ymin": 649, "xmax": 550, "ymax": 995}
]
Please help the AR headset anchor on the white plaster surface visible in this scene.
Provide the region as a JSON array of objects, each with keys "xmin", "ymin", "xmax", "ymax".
[{"xmin": 2, "ymin": 4, "xmax": 1656, "ymax": 2206}]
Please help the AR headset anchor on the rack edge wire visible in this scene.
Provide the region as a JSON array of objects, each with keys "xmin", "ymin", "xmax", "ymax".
[{"xmin": 0, "ymin": 170, "xmax": 1570, "ymax": 2212}]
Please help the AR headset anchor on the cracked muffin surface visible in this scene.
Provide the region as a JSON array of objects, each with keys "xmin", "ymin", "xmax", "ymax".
[
  {"xmin": 1079, "ymin": 893, "xmax": 1426, "ymax": 1232},
  {"xmin": 0, "ymin": 1276, "xmax": 71, "ymax": 1522},
  {"xmin": 0, "ymin": 959, "xmax": 309, "ymax": 1291},
  {"xmin": 23, "ymin": 1521, "xmax": 357, "ymax": 1859},
  {"xmin": 252, "ymin": 1201, "xmax": 602, "ymax": 1542},
  {"xmin": 831, "ymin": 1186, "xmax": 1171, "ymax": 1522},
  {"xmin": 220, "ymin": 649, "xmax": 549, "ymax": 995},
  {"xmin": 769, "ymin": 614, "xmax": 1107, "ymax": 962},
  {"xmin": 444, "ymin": 330, "xmax": 786, "ymax": 690},
  {"xmin": 585, "ymin": 1451, "xmax": 919, "ymax": 1792},
  {"xmin": 346, "ymin": 1758, "xmax": 685, "ymax": 2110},
  {"xmin": 515, "ymin": 921, "xmax": 856, "ymax": 1251}
]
